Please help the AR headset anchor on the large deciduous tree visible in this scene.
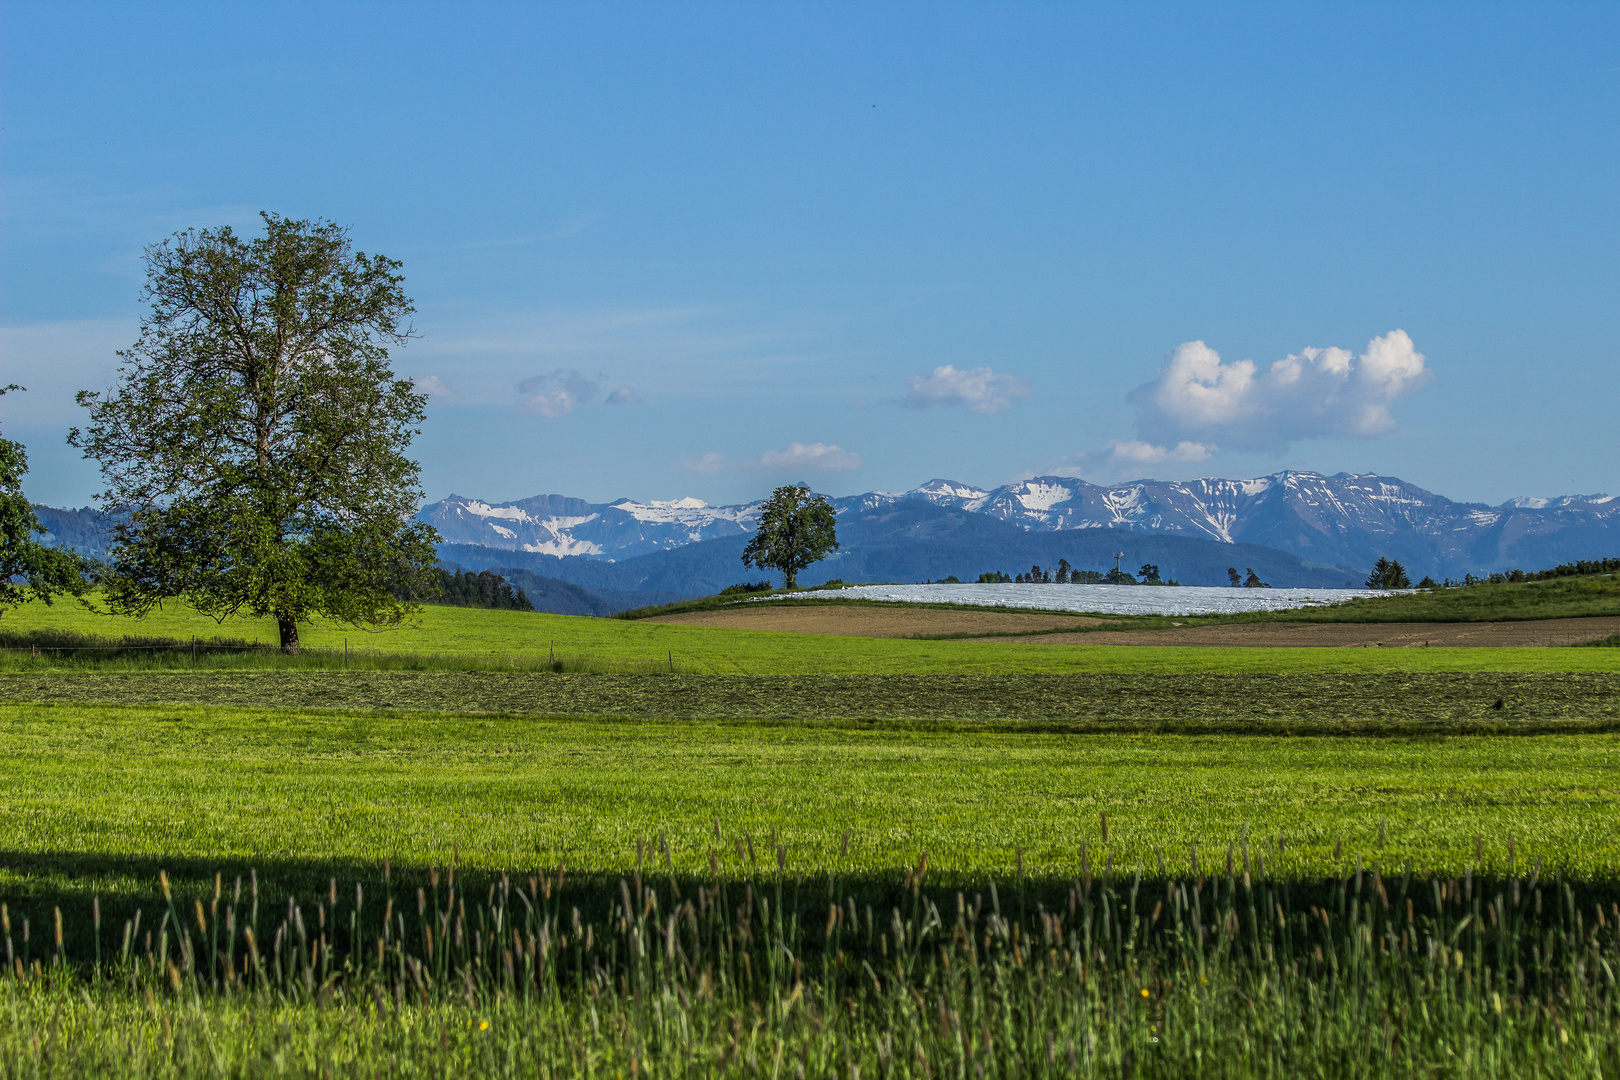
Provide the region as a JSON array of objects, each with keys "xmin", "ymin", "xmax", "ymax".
[
  {"xmin": 741, "ymin": 484, "xmax": 839, "ymax": 590},
  {"xmin": 0, "ymin": 387, "xmax": 87, "ymax": 612},
  {"xmin": 71, "ymin": 213, "xmax": 440, "ymax": 653}
]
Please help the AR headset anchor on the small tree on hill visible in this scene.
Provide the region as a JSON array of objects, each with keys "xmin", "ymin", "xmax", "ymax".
[
  {"xmin": 1227, "ymin": 567, "xmax": 1242, "ymax": 587},
  {"xmin": 742, "ymin": 484, "xmax": 838, "ymax": 589},
  {"xmin": 71, "ymin": 213, "xmax": 441, "ymax": 653},
  {"xmin": 0, "ymin": 387, "xmax": 87, "ymax": 613}
]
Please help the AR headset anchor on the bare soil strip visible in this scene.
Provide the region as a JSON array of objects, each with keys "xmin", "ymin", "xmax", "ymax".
[
  {"xmin": 647, "ymin": 604, "xmax": 1620, "ymax": 647},
  {"xmin": 646, "ymin": 605, "xmax": 1105, "ymax": 637},
  {"xmin": 981, "ymin": 615, "xmax": 1620, "ymax": 647}
]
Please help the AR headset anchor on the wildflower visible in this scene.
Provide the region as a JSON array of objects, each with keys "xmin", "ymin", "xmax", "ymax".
[
  {"xmin": 480, "ymin": 1021, "xmax": 490, "ymax": 1031},
  {"xmin": 1140, "ymin": 989, "xmax": 1150, "ymax": 998}
]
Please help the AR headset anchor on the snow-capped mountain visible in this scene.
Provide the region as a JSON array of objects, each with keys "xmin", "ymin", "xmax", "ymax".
[
  {"xmin": 421, "ymin": 493, "xmax": 762, "ymax": 558},
  {"xmin": 420, "ymin": 472, "xmax": 1620, "ymax": 580}
]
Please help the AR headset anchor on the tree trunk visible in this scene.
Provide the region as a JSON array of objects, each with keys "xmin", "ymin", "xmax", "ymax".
[
  {"xmin": 783, "ymin": 570, "xmax": 796, "ymax": 589},
  {"xmin": 277, "ymin": 612, "xmax": 301, "ymax": 655}
]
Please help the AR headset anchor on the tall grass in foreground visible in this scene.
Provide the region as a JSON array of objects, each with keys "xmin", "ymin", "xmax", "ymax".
[{"xmin": 3, "ymin": 847, "xmax": 1618, "ymax": 1077}]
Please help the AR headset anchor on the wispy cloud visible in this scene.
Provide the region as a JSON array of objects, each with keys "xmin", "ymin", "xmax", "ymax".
[
  {"xmin": 902, "ymin": 365, "xmax": 1031, "ymax": 415},
  {"xmin": 605, "ymin": 385, "xmax": 639, "ymax": 405},
  {"xmin": 516, "ymin": 369, "xmax": 600, "ymax": 418},
  {"xmin": 678, "ymin": 452, "xmax": 728, "ymax": 474},
  {"xmin": 746, "ymin": 442, "xmax": 861, "ymax": 473},
  {"xmin": 412, "ymin": 374, "xmax": 457, "ymax": 401}
]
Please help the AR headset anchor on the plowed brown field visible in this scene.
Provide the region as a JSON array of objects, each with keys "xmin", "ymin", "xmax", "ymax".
[{"xmin": 645, "ymin": 605, "xmax": 1103, "ymax": 637}]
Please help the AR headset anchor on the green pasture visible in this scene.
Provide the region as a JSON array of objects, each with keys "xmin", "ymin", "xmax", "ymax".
[
  {"xmin": 1196, "ymin": 569, "xmax": 1620, "ymax": 626},
  {"xmin": 1, "ymin": 700, "xmax": 1615, "ymax": 904},
  {"xmin": 4, "ymin": 595, "xmax": 1620, "ymax": 674},
  {"xmin": 6, "ymin": 670, "xmax": 1618, "ymax": 735}
]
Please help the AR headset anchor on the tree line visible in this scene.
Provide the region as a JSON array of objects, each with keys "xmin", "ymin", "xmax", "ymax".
[
  {"xmin": 974, "ymin": 560, "xmax": 1178, "ymax": 586},
  {"xmin": 398, "ymin": 568, "xmax": 532, "ymax": 611}
]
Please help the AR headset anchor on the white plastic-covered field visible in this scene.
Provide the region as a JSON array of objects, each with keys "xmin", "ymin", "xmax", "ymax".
[{"xmin": 782, "ymin": 583, "xmax": 1394, "ymax": 616}]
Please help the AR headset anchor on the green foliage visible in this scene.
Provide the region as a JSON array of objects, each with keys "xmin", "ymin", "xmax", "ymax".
[
  {"xmin": 1525, "ymin": 557, "xmax": 1620, "ymax": 580},
  {"xmin": 0, "ymin": 387, "xmax": 87, "ymax": 613},
  {"xmin": 978, "ymin": 570, "xmax": 1012, "ymax": 583},
  {"xmin": 741, "ymin": 484, "xmax": 838, "ymax": 589},
  {"xmin": 412, "ymin": 568, "xmax": 531, "ymax": 611},
  {"xmin": 1365, "ymin": 557, "xmax": 1412, "ymax": 589},
  {"xmin": 1138, "ymin": 562, "xmax": 1161, "ymax": 583},
  {"xmin": 70, "ymin": 214, "xmax": 440, "ymax": 653},
  {"xmin": 718, "ymin": 581, "xmax": 774, "ymax": 595}
]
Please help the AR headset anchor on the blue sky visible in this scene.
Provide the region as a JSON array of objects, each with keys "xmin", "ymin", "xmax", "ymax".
[{"xmin": 3, "ymin": 2, "xmax": 1617, "ymax": 509}]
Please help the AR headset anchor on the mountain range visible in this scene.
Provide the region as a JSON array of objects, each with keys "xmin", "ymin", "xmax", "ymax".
[
  {"xmin": 424, "ymin": 470, "xmax": 1618, "ymax": 577},
  {"xmin": 33, "ymin": 470, "xmax": 1620, "ymax": 616}
]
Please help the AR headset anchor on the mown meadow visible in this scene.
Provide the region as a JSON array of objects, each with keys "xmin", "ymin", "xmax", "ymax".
[
  {"xmin": 4, "ymin": 594, "xmax": 1620, "ymax": 675},
  {"xmin": 0, "ymin": 594, "xmax": 1618, "ymax": 1075}
]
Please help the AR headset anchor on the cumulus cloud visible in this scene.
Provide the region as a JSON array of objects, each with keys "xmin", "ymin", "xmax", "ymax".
[
  {"xmin": 606, "ymin": 385, "xmax": 639, "ymax": 405},
  {"xmin": 903, "ymin": 365, "xmax": 1031, "ymax": 415},
  {"xmin": 412, "ymin": 374, "xmax": 457, "ymax": 401},
  {"xmin": 516, "ymin": 369, "xmax": 600, "ymax": 418},
  {"xmin": 1128, "ymin": 330, "xmax": 1429, "ymax": 452},
  {"xmin": 747, "ymin": 442, "xmax": 862, "ymax": 473},
  {"xmin": 678, "ymin": 452, "xmax": 728, "ymax": 474}
]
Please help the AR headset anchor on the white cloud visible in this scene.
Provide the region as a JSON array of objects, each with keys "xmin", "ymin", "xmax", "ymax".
[
  {"xmin": 516, "ymin": 369, "xmax": 600, "ymax": 418},
  {"xmin": 1105, "ymin": 439, "xmax": 1214, "ymax": 465},
  {"xmin": 678, "ymin": 452, "xmax": 728, "ymax": 474},
  {"xmin": 1128, "ymin": 330, "xmax": 1429, "ymax": 452},
  {"xmin": 747, "ymin": 442, "xmax": 862, "ymax": 473},
  {"xmin": 412, "ymin": 374, "xmax": 457, "ymax": 401},
  {"xmin": 902, "ymin": 365, "xmax": 1031, "ymax": 415},
  {"xmin": 606, "ymin": 385, "xmax": 639, "ymax": 405}
]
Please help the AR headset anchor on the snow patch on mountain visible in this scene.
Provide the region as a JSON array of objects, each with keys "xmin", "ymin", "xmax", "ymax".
[{"xmin": 419, "ymin": 470, "xmax": 1620, "ymax": 579}]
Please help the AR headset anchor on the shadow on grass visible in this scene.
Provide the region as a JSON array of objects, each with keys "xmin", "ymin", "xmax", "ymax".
[{"xmin": 3, "ymin": 846, "xmax": 1618, "ymax": 972}]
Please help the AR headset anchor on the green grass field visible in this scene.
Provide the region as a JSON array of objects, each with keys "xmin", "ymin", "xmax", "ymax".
[
  {"xmin": 5, "ymin": 670, "xmax": 1618, "ymax": 734},
  {"xmin": 1, "ymin": 699, "xmax": 1615, "ymax": 897},
  {"xmin": 3, "ymin": 594, "xmax": 1619, "ymax": 1075},
  {"xmin": 5, "ymin": 595, "xmax": 1620, "ymax": 674},
  {"xmin": 0, "ymin": 698, "xmax": 1616, "ymax": 1076}
]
